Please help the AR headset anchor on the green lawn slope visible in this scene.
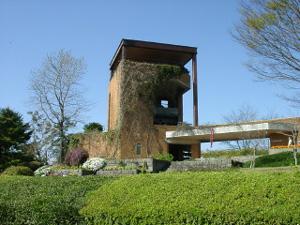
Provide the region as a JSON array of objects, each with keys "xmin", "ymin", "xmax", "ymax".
[
  {"xmin": 243, "ymin": 152, "xmax": 300, "ymax": 168},
  {"xmin": 81, "ymin": 171, "xmax": 300, "ymax": 225}
]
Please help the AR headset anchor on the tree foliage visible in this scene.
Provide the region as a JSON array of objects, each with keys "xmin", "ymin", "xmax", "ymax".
[
  {"xmin": 83, "ymin": 122, "xmax": 103, "ymax": 133},
  {"xmin": 234, "ymin": 0, "xmax": 300, "ymax": 105},
  {"xmin": 0, "ymin": 108, "xmax": 31, "ymax": 155},
  {"xmin": 30, "ymin": 50, "xmax": 87, "ymax": 163},
  {"xmin": 28, "ymin": 111, "xmax": 60, "ymax": 164}
]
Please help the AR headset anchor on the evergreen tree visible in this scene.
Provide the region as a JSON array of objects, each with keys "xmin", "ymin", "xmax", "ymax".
[{"xmin": 0, "ymin": 108, "xmax": 31, "ymax": 155}]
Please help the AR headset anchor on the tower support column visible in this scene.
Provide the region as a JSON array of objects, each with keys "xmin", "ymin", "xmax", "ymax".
[
  {"xmin": 192, "ymin": 54, "xmax": 198, "ymax": 127},
  {"xmin": 191, "ymin": 142, "xmax": 201, "ymax": 159}
]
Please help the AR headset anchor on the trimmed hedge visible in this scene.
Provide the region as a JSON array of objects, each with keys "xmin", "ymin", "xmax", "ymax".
[
  {"xmin": 243, "ymin": 152, "xmax": 300, "ymax": 168},
  {"xmin": 1, "ymin": 166, "xmax": 33, "ymax": 176},
  {"xmin": 81, "ymin": 171, "xmax": 300, "ymax": 224},
  {"xmin": 0, "ymin": 176, "xmax": 113, "ymax": 225}
]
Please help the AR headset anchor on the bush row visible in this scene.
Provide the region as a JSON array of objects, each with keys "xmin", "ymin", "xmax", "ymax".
[
  {"xmin": 0, "ymin": 176, "xmax": 113, "ymax": 225},
  {"xmin": 81, "ymin": 171, "xmax": 300, "ymax": 225}
]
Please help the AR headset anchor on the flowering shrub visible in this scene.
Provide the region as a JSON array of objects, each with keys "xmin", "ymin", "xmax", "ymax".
[
  {"xmin": 64, "ymin": 148, "xmax": 89, "ymax": 166},
  {"xmin": 34, "ymin": 165, "xmax": 52, "ymax": 176},
  {"xmin": 82, "ymin": 158, "xmax": 106, "ymax": 172}
]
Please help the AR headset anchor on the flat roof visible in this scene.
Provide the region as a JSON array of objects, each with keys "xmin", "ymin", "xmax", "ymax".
[
  {"xmin": 166, "ymin": 122, "xmax": 294, "ymax": 144},
  {"xmin": 197, "ymin": 117, "xmax": 300, "ymax": 128},
  {"xmin": 110, "ymin": 39, "xmax": 197, "ymax": 70}
]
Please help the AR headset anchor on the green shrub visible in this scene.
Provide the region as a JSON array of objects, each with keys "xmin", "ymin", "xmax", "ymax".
[
  {"xmin": 2, "ymin": 166, "xmax": 33, "ymax": 176},
  {"xmin": 243, "ymin": 152, "xmax": 300, "ymax": 168},
  {"xmin": 19, "ymin": 161, "xmax": 43, "ymax": 171},
  {"xmin": 0, "ymin": 152, "xmax": 36, "ymax": 172},
  {"xmin": 153, "ymin": 153, "xmax": 174, "ymax": 161},
  {"xmin": 0, "ymin": 176, "xmax": 113, "ymax": 224},
  {"xmin": 81, "ymin": 171, "xmax": 300, "ymax": 224}
]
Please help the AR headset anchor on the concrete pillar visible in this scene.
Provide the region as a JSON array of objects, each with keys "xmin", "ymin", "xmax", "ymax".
[
  {"xmin": 191, "ymin": 143, "xmax": 201, "ymax": 159},
  {"xmin": 178, "ymin": 94, "xmax": 183, "ymax": 122}
]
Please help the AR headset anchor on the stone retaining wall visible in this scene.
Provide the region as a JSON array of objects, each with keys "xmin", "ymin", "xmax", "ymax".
[
  {"xmin": 168, "ymin": 158, "xmax": 232, "ymax": 172},
  {"xmin": 107, "ymin": 158, "xmax": 170, "ymax": 173},
  {"xmin": 96, "ymin": 170, "xmax": 137, "ymax": 176},
  {"xmin": 230, "ymin": 155, "xmax": 260, "ymax": 163},
  {"xmin": 49, "ymin": 169, "xmax": 82, "ymax": 176}
]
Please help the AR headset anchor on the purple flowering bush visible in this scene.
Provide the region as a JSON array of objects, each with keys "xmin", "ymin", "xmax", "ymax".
[{"xmin": 64, "ymin": 148, "xmax": 89, "ymax": 166}]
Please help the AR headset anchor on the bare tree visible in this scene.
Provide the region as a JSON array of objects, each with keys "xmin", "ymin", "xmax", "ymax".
[
  {"xmin": 277, "ymin": 123, "xmax": 299, "ymax": 166},
  {"xmin": 30, "ymin": 50, "xmax": 87, "ymax": 163},
  {"xmin": 289, "ymin": 127, "xmax": 299, "ymax": 166},
  {"xmin": 234, "ymin": 0, "xmax": 300, "ymax": 105},
  {"xmin": 223, "ymin": 105, "xmax": 265, "ymax": 150},
  {"xmin": 223, "ymin": 105, "xmax": 271, "ymax": 168}
]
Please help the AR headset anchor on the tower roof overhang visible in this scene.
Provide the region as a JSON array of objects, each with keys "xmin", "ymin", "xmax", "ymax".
[{"xmin": 110, "ymin": 39, "xmax": 197, "ymax": 71}]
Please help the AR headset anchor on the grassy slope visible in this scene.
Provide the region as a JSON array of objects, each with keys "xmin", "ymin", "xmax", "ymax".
[
  {"xmin": 81, "ymin": 171, "xmax": 300, "ymax": 225},
  {"xmin": 0, "ymin": 176, "xmax": 113, "ymax": 225},
  {"xmin": 202, "ymin": 149, "xmax": 267, "ymax": 158},
  {"xmin": 243, "ymin": 152, "xmax": 300, "ymax": 167}
]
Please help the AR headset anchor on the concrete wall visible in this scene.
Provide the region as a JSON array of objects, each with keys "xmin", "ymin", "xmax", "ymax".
[
  {"xmin": 78, "ymin": 132, "xmax": 120, "ymax": 159},
  {"xmin": 269, "ymin": 117, "xmax": 300, "ymax": 148},
  {"xmin": 119, "ymin": 124, "xmax": 177, "ymax": 159},
  {"xmin": 108, "ymin": 63, "xmax": 122, "ymax": 130},
  {"xmin": 82, "ymin": 60, "xmax": 203, "ymax": 160},
  {"xmin": 269, "ymin": 133, "xmax": 289, "ymax": 148},
  {"xmin": 191, "ymin": 143, "xmax": 201, "ymax": 158}
]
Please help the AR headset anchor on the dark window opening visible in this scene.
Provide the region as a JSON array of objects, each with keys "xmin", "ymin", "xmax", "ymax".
[
  {"xmin": 135, "ymin": 143, "xmax": 141, "ymax": 156},
  {"xmin": 169, "ymin": 144, "xmax": 191, "ymax": 161},
  {"xmin": 154, "ymin": 98, "xmax": 178, "ymax": 125}
]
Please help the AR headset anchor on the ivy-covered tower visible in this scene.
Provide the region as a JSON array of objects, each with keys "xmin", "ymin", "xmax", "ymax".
[{"xmin": 108, "ymin": 39, "xmax": 200, "ymax": 160}]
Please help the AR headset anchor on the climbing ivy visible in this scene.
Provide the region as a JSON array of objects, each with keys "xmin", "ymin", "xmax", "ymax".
[{"xmin": 119, "ymin": 60, "xmax": 188, "ymax": 157}]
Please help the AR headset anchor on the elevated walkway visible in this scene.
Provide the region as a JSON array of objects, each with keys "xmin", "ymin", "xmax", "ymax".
[{"xmin": 166, "ymin": 121, "xmax": 295, "ymax": 145}]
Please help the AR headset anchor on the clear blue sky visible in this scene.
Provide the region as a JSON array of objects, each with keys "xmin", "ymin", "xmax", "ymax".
[{"xmin": 1, "ymin": 0, "xmax": 299, "ymax": 136}]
